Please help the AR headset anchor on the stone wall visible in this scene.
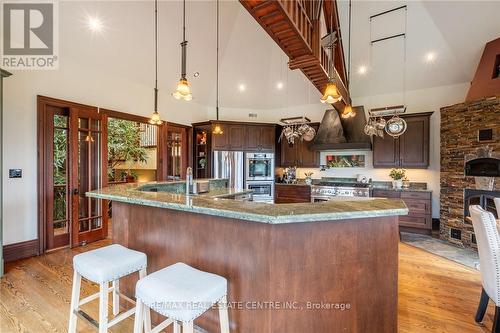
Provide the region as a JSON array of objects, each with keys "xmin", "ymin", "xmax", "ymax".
[{"xmin": 440, "ymin": 96, "xmax": 500, "ymax": 247}]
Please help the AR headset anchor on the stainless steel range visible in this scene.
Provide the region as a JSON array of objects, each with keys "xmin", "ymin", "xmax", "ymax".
[{"xmin": 311, "ymin": 182, "xmax": 371, "ymax": 202}]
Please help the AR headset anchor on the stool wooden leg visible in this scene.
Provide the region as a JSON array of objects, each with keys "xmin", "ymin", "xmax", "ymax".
[
  {"xmin": 144, "ymin": 307, "xmax": 151, "ymax": 332},
  {"xmin": 173, "ymin": 321, "xmax": 181, "ymax": 333},
  {"xmin": 68, "ymin": 271, "xmax": 81, "ymax": 333},
  {"xmin": 133, "ymin": 299, "xmax": 144, "ymax": 333},
  {"xmin": 98, "ymin": 282, "xmax": 109, "ymax": 333},
  {"xmin": 112, "ymin": 279, "xmax": 120, "ymax": 316},
  {"xmin": 218, "ymin": 295, "xmax": 230, "ymax": 333},
  {"xmin": 183, "ymin": 321, "xmax": 194, "ymax": 333}
]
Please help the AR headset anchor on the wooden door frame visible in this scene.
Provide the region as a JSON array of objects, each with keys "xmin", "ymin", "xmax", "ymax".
[
  {"xmin": 37, "ymin": 96, "xmax": 108, "ymax": 253},
  {"xmin": 160, "ymin": 122, "xmax": 192, "ymax": 180},
  {"xmin": 38, "ymin": 97, "xmax": 193, "ymax": 253}
]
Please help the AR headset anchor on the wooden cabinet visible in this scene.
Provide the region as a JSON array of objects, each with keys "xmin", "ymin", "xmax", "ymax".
[
  {"xmin": 372, "ymin": 189, "xmax": 432, "ymax": 234},
  {"xmin": 279, "ymin": 123, "xmax": 320, "ymax": 167},
  {"xmin": 373, "ymin": 135, "xmax": 398, "ymax": 168},
  {"xmin": 245, "ymin": 125, "xmax": 275, "ymax": 151},
  {"xmin": 399, "ymin": 115, "xmax": 430, "ymax": 168},
  {"xmin": 228, "ymin": 124, "xmax": 245, "ymax": 150},
  {"xmin": 211, "ymin": 123, "xmax": 230, "ymax": 150},
  {"xmin": 201, "ymin": 122, "xmax": 275, "ymax": 152},
  {"xmin": 373, "ymin": 113, "xmax": 432, "ymax": 169},
  {"xmin": 275, "ymin": 184, "xmax": 311, "ymax": 203},
  {"xmin": 192, "ymin": 121, "xmax": 277, "ymax": 178}
]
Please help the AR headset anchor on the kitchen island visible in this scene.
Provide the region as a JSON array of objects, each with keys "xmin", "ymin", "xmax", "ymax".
[{"xmin": 87, "ymin": 180, "xmax": 408, "ymax": 332}]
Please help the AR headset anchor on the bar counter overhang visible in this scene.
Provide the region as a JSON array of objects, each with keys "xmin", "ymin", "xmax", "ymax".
[{"xmin": 88, "ymin": 182, "xmax": 408, "ymax": 332}]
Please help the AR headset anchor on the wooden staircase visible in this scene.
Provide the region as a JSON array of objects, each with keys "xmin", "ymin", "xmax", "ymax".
[{"xmin": 240, "ymin": 0, "xmax": 350, "ymax": 109}]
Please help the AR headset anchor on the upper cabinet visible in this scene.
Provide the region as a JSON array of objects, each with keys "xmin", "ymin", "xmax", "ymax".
[
  {"xmin": 192, "ymin": 121, "xmax": 276, "ymax": 154},
  {"xmin": 373, "ymin": 113, "xmax": 432, "ymax": 169},
  {"xmin": 246, "ymin": 125, "xmax": 275, "ymax": 151},
  {"xmin": 278, "ymin": 123, "xmax": 320, "ymax": 168}
]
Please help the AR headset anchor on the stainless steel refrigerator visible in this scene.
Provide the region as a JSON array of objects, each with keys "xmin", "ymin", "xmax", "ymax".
[{"xmin": 213, "ymin": 151, "xmax": 244, "ymax": 190}]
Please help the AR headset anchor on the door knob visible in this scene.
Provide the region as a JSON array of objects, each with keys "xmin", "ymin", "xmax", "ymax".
[{"xmin": 73, "ymin": 188, "xmax": 79, "ymax": 195}]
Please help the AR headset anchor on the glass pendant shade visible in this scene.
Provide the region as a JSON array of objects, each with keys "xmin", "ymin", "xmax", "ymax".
[
  {"xmin": 149, "ymin": 111, "xmax": 162, "ymax": 125},
  {"xmin": 320, "ymin": 81, "xmax": 342, "ymax": 104},
  {"xmin": 213, "ymin": 124, "xmax": 224, "ymax": 135},
  {"xmin": 341, "ymin": 104, "xmax": 356, "ymax": 119},
  {"xmin": 172, "ymin": 78, "xmax": 192, "ymax": 101}
]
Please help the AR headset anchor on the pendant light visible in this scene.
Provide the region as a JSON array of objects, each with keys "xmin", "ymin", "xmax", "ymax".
[
  {"xmin": 172, "ymin": 0, "xmax": 192, "ymax": 101},
  {"xmin": 212, "ymin": 0, "xmax": 223, "ymax": 135},
  {"xmin": 149, "ymin": 0, "xmax": 163, "ymax": 125},
  {"xmin": 341, "ymin": 0, "xmax": 356, "ymax": 119},
  {"xmin": 320, "ymin": 2, "xmax": 342, "ymax": 104}
]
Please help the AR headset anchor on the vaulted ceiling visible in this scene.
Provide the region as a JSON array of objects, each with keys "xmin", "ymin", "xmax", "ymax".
[
  {"xmin": 57, "ymin": 0, "xmax": 499, "ymax": 111},
  {"xmin": 337, "ymin": 0, "xmax": 500, "ymax": 99}
]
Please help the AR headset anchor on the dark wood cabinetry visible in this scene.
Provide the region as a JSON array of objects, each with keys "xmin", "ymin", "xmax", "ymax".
[
  {"xmin": 373, "ymin": 113, "xmax": 432, "ymax": 169},
  {"xmin": 372, "ymin": 189, "xmax": 432, "ymax": 234},
  {"xmin": 192, "ymin": 121, "xmax": 276, "ymax": 179},
  {"xmin": 275, "ymin": 184, "xmax": 311, "ymax": 203},
  {"xmin": 194, "ymin": 121, "xmax": 276, "ymax": 152},
  {"xmin": 246, "ymin": 125, "xmax": 275, "ymax": 151},
  {"xmin": 279, "ymin": 123, "xmax": 320, "ymax": 168}
]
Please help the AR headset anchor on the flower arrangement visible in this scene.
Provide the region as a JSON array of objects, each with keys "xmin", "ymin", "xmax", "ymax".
[
  {"xmin": 389, "ymin": 169, "xmax": 406, "ymax": 189},
  {"xmin": 304, "ymin": 172, "xmax": 314, "ymax": 185},
  {"xmin": 389, "ymin": 169, "xmax": 406, "ymax": 180}
]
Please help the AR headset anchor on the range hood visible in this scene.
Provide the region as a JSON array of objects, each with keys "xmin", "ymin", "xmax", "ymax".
[{"xmin": 311, "ymin": 106, "xmax": 372, "ymax": 150}]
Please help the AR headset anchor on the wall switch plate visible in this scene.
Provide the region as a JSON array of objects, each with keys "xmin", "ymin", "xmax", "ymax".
[{"xmin": 9, "ymin": 169, "xmax": 22, "ymax": 178}]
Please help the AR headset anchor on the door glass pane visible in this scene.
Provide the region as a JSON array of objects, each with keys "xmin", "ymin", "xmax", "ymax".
[
  {"xmin": 167, "ymin": 130, "xmax": 182, "ymax": 180},
  {"xmin": 79, "ymin": 219, "xmax": 90, "ymax": 233},
  {"xmin": 79, "ymin": 117, "xmax": 89, "ymax": 129},
  {"xmin": 91, "ymin": 119, "xmax": 100, "ymax": 131},
  {"xmin": 91, "ymin": 217, "xmax": 102, "ymax": 230},
  {"xmin": 54, "ymin": 114, "xmax": 67, "ymax": 127},
  {"xmin": 53, "ymin": 127, "xmax": 68, "ymax": 235},
  {"xmin": 91, "ymin": 131, "xmax": 101, "ymax": 220},
  {"xmin": 78, "ymin": 130, "xmax": 90, "ymax": 220}
]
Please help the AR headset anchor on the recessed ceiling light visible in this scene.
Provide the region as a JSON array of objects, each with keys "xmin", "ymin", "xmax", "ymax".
[
  {"xmin": 87, "ymin": 16, "xmax": 103, "ymax": 32},
  {"xmin": 358, "ymin": 65, "xmax": 367, "ymax": 75},
  {"xmin": 425, "ymin": 52, "xmax": 436, "ymax": 63},
  {"xmin": 193, "ymin": 72, "xmax": 200, "ymax": 77},
  {"xmin": 276, "ymin": 82, "xmax": 284, "ymax": 90},
  {"xmin": 238, "ymin": 84, "xmax": 246, "ymax": 92}
]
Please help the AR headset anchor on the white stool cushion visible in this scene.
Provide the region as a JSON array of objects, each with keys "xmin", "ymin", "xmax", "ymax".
[
  {"xmin": 136, "ymin": 262, "xmax": 227, "ymax": 322},
  {"xmin": 73, "ymin": 244, "xmax": 147, "ymax": 283}
]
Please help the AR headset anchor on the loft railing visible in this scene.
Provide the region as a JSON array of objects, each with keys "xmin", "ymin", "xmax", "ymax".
[{"xmin": 278, "ymin": 0, "xmax": 314, "ymax": 52}]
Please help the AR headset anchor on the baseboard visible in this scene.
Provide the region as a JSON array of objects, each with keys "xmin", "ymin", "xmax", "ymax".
[{"xmin": 3, "ymin": 239, "xmax": 39, "ymax": 262}]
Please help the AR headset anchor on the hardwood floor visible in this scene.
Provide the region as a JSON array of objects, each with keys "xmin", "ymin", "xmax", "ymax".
[{"xmin": 0, "ymin": 240, "xmax": 494, "ymax": 333}]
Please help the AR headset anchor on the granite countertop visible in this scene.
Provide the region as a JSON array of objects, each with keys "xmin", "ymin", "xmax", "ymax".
[
  {"xmin": 371, "ymin": 186, "xmax": 433, "ymax": 193},
  {"xmin": 87, "ymin": 181, "xmax": 408, "ymax": 224},
  {"xmin": 276, "ymin": 179, "xmax": 432, "ymax": 193}
]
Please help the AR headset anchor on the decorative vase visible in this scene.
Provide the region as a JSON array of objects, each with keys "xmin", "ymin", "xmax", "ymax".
[
  {"xmin": 393, "ymin": 180, "xmax": 403, "ymax": 189},
  {"xmin": 305, "ymin": 177, "xmax": 312, "ymax": 185}
]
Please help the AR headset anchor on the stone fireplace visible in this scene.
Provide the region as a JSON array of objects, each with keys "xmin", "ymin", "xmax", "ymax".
[{"xmin": 440, "ymin": 96, "xmax": 500, "ymax": 247}]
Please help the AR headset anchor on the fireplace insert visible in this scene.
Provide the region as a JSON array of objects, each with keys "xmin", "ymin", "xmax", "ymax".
[
  {"xmin": 464, "ymin": 189, "xmax": 500, "ymax": 221},
  {"xmin": 464, "ymin": 157, "xmax": 500, "ymax": 177}
]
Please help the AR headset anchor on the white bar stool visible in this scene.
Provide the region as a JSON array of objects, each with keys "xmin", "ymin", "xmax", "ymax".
[
  {"xmin": 133, "ymin": 262, "xmax": 230, "ymax": 333},
  {"xmin": 68, "ymin": 244, "xmax": 147, "ymax": 333}
]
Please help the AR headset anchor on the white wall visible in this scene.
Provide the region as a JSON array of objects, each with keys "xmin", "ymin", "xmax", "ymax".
[{"xmin": 2, "ymin": 57, "xmax": 206, "ymax": 245}]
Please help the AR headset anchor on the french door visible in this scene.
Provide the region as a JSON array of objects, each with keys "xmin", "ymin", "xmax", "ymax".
[{"xmin": 38, "ymin": 96, "xmax": 108, "ymax": 251}]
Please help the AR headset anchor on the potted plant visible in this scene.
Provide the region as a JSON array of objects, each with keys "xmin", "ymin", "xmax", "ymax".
[
  {"xmin": 389, "ymin": 169, "xmax": 406, "ymax": 189},
  {"xmin": 304, "ymin": 172, "xmax": 314, "ymax": 185}
]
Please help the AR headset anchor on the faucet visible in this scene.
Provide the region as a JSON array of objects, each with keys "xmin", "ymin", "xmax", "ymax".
[{"xmin": 186, "ymin": 167, "xmax": 193, "ymax": 195}]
